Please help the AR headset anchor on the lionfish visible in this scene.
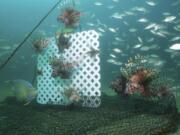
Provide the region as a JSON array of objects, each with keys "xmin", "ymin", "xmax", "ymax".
[
  {"xmin": 115, "ymin": 54, "xmax": 175, "ymax": 100},
  {"xmin": 50, "ymin": 57, "xmax": 78, "ymax": 79},
  {"xmin": 32, "ymin": 38, "xmax": 50, "ymax": 53},
  {"xmin": 85, "ymin": 46, "xmax": 99, "ymax": 58},
  {"xmin": 64, "ymin": 88, "xmax": 81, "ymax": 103},
  {"xmin": 125, "ymin": 68, "xmax": 156, "ymax": 96},
  {"xmin": 56, "ymin": 33, "xmax": 71, "ymax": 52},
  {"xmin": 115, "ymin": 55, "xmax": 158, "ymax": 97},
  {"xmin": 57, "ymin": 8, "xmax": 81, "ymax": 28}
]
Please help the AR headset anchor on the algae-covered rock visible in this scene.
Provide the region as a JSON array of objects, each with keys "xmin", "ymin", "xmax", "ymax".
[{"xmin": 0, "ymin": 95, "xmax": 178, "ymax": 135}]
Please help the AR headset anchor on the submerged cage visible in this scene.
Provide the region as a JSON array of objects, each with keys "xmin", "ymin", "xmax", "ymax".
[{"xmin": 36, "ymin": 30, "xmax": 101, "ymax": 107}]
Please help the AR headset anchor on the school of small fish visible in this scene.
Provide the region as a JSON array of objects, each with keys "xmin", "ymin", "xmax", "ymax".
[
  {"xmin": 0, "ymin": 0, "xmax": 179, "ymax": 78},
  {"xmin": 84, "ymin": 0, "xmax": 180, "ymax": 68}
]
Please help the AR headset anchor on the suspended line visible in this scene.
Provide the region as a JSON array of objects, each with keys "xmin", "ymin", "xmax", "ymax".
[{"xmin": 0, "ymin": 0, "xmax": 62, "ymax": 71}]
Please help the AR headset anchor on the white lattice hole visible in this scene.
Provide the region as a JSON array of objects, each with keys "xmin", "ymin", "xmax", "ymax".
[{"xmin": 37, "ymin": 30, "xmax": 101, "ymax": 107}]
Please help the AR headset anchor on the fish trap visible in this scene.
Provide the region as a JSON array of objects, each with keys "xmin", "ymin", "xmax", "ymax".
[{"xmin": 36, "ymin": 30, "xmax": 101, "ymax": 107}]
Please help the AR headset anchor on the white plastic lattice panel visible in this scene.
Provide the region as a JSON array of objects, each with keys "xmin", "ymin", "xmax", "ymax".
[{"xmin": 37, "ymin": 30, "xmax": 101, "ymax": 107}]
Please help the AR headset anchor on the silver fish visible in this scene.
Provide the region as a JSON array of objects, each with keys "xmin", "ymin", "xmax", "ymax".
[
  {"xmin": 94, "ymin": 2, "xmax": 103, "ymax": 6},
  {"xmin": 110, "ymin": 54, "xmax": 116, "ymax": 58},
  {"xmin": 146, "ymin": 1, "xmax": 157, "ymax": 6},
  {"xmin": 164, "ymin": 16, "xmax": 176, "ymax": 23},
  {"xmin": 108, "ymin": 27, "xmax": 117, "ymax": 33},
  {"xmin": 170, "ymin": 36, "xmax": 180, "ymax": 41},
  {"xmin": 113, "ymin": 48, "xmax": 122, "ymax": 53},
  {"xmin": 169, "ymin": 43, "xmax": 180, "ymax": 50},
  {"xmin": 0, "ymin": 46, "xmax": 11, "ymax": 50},
  {"xmin": 111, "ymin": 12, "xmax": 124, "ymax": 19},
  {"xmin": 138, "ymin": 18, "xmax": 148, "ymax": 23}
]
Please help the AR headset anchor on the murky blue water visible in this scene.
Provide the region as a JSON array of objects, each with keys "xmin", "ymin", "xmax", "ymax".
[{"xmin": 0, "ymin": 0, "xmax": 180, "ymax": 134}]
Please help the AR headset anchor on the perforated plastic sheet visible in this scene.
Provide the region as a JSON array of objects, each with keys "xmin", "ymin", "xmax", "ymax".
[{"xmin": 37, "ymin": 30, "xmax": 101, "ymax": 107}]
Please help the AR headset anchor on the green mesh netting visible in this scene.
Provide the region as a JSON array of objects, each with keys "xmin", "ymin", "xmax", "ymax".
[{"xmin": 0, "ymin": 95, "xmax": 178, "ymax": 135}]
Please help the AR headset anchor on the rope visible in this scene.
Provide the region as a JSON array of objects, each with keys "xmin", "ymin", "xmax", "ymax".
[{"xmin": 0, "ymin": 0, "xmax": 62, "ymax": 71}]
